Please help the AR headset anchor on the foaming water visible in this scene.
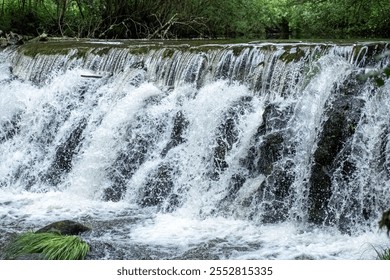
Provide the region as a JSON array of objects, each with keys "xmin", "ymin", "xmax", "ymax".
[
  {"xmin": 130, "ymin": 212, "xmax": 388, "ymax": 259},
  {"xmin": 1, "ymin": 41, "xmax": 390, "ymax": 259}
]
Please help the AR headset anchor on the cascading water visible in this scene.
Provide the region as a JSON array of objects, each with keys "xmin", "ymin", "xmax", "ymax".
[{"xmin": 1, "ymin": 40, "xmax": 390, "ymax": 259}]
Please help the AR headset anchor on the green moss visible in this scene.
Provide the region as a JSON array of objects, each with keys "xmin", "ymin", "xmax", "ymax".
[
  {"xmin": 161, "ymin": 48, "xmax": 176, "ymax": 59},
  {"xmin": 4, "ymin": 231, "xmax": 90, "ymax": 260},
  {"xmin": 279, "ymin": 47, "xmax": 306, "ymax": 63},
  {"xmin": 231, "ymin": 46, "xmax": 247, "ymax": 57},
  {"xmin": 128, "ymin": 46, "xmax": 152, "ymax": 56}
]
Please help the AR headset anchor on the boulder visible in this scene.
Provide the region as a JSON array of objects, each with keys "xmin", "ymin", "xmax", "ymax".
[
  {"xmin": 308, "ymin": 74, "xmax": 365, "ymax": 225},
  {"xmin": 35, "ymin": 220, "xmax": 91, "ymax": 235},
  {"xmin": 138, "ymin": 164, "xmax": 175, "ymax": 208}
]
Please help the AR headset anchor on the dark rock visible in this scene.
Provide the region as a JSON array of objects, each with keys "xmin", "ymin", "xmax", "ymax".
[
  {"xmin": 308, "ymin": 74, "xmax": 365, "ymax": 224},
  {"xmin": 14, "ymin": 253, "xmax": 46, "ymax": 260},
  {"xmin": 161, "ymin": 111, "xmax": 188, "ymax": 157},
  {"xmin": 236, "ymin": 102, "xmax": 295, "ymax": 223},
  {"xmin": 212, "ymin": 116, "xmax": 239, "ymax": 178},
  {"xmin": 175, "ymin": 240, "xmax": 222, "ymax": 260},
  {"xmin": 0, "ymin": 113, "xmax": 21, "ymax": 143},
  {"xmin": 35, "ymin": 220, "xmax": 91, "ymax": 235},
  {"xmin": 294, "ymin": 254, "xmax": 316, "ymax": 260},
  {"xmin": 43, "ymin": 119, "xmax": 87, "ymax": 185},
  {"xmin": 241, "ymin": 103, "xmax": 293, "ymax": 174},
  {"xmin": 211, "ymin": 97, "xmax": 251, "ymax": 179},
  {"xmin": 379, "ymin": 209, "xmax": 390, "ymax": 235},
  {"xmin": 139, "ymin": 164, "xmax": 176, "ymax": 208},
  {"xmin": 228, "ymin": 174, "xmax": 247, "ymax": 198},
  {"xmin": 264, "ymin": 103, "xmax": 294, "ymax": 132},
  {"xmin": 254, "ymin": 166, "xmax": 294, "ymax": 223},
  {"xmin": 103, "ymin": 133, "xmax": 151, "ymax": 201},
  {"xmin": 217, "ymin": 174, "xmax": 247, "ymax": 209},
  {"xmin": 257, "ymin": 132, "xmax": 284, "ymax": 175}
]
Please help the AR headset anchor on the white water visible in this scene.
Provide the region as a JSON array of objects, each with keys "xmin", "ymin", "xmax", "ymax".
[{"xmin": 1, "ymin": 42, "xmax": 390, "ymax": 259}]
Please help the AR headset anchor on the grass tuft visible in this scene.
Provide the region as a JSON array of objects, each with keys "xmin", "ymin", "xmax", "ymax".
[
  {"xmin": 372, "ymin": 246, "xmax": 390, "ymax": 260},
  {"xmin": 5, "ymin": 231, "xmax": 90, "ymax": 260}
]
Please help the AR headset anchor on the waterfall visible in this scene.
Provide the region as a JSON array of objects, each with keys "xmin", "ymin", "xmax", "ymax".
[{"xmin": 1, "ymin": 41, "xmax": 390, "ymax": 259}]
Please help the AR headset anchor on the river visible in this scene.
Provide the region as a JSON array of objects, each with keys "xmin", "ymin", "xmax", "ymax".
[{"xmin": 0, "ymin": 40, "xmax": 389, "ymax": 259}]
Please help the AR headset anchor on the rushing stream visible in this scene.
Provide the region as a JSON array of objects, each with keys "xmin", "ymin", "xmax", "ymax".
[{"xmin": 1, "ymin": 40, "xmax": 390, "ymax": 259}]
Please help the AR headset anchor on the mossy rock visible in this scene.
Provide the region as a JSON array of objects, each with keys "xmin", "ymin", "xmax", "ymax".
[{"xmin": 35, "ymin": 220, "xmax": 91, "ymax": 235}]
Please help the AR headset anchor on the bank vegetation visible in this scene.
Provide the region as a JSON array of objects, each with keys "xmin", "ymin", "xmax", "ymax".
[{"xmin": 0, "ymin": 0, "xmax": 389, "ymax": 39}]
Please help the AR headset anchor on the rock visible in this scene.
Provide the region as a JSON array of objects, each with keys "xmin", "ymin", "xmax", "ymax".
[
  {"xmin": 211, "ymin": 97, "xmax": 251, "ymax": 179},
  {"xmin": 139, "ymin": 164, "xmax": 175, "ymax": 208},
  {"xmin": 14, "ymin": 253, "xmax": 46, "ymax": 260},
  {"xmin": 104, "ymin": 131, "xmax": 151, "ymax": 202},
  {"xmin": 379, "ymin": 209, "xmax": 390, "ymax": 235},
  {"xmin": 43, "ymin": 119, "xmax": 87, "ymax": 186},
  {"xmin": 257, "ymin": 132, "xmax": 284, "ymax": 175},
  {"xmin": 161, "ymin": 110, "xmax": 189, "ymax": 157},
  {"xmin": 308, "ymin": 74, "xmax": 365, "ymax": 225},
  {"xmin": 35, "ymin": 220, "xmax": 91, "ymax": 235},
  {"xmin": 174, "ymin": 240, "xmax": 222, "ymax": 260},
  {"xmin": 241, "ymin": 102, "xmax": 293, "ymax": 175},
  {"xmin": 227, "ymin": 102, "xmax": 295, "ymax": 223}
]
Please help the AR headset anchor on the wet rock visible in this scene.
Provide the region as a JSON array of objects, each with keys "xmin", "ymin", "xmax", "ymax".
[
  {"xmin": 236, "ymin": 102, "xmax": 295, "ymax": 223},
  {"xmin": 294, "ymin": 254, "xmax": 316, "ymax": 260},
  {"xmin": 103, "ymin": 133, "xmax": 150, "ymax": 202},
  {"xmin": 257, "ymin": 132, "xmax": 284, "ymax": 175},
  {"xmin": 258, "ymin": 103, "xmax": 294, "ymax": 135},
  {"xmin": 43, "ymin": 119, "xmax": 87, "ymax": 185},
  {"xmin": 211, "ymin": 97, "xmax": 251, "ymax": 179},
  {"xmin": 36, "ymin": 220, "xmax": 91, "ymax": 235},
  {"xmin": 241, "ymin": 103, "xmax": 293, "ymax": 174},
  {"xmin": 217, "ymin": 174, "xmax": 247, "ymax": 210},
  {"xmin": 0, "ymin": 113, "xmax": 21, "ymax": 143},
  {"xmin": 212, "ymin": 116, "xmax": 239, "ymax": 178},
  {"xmin": 161, "ymin": 111, "xmax": 188, "ymax": 157},
  {"xmin": 174, "ymin": 240, "xmax": 222, "ymax": 260},
  {"xmin": 254, "ymin": 166, "xmax": 294, "ymax": 223},
  {"xmin": 379, "ymin": 209, "xmax": 390, "ymax": 235},
  {"xmin": 308, "ymin": 75, "xmax": 365, "ymax": 224},
  {"xmin": 139, "ymin": 164, "xmax": 176, "ymax": 208},
  {"xmin": 14, "ymin": 253, "xmax": 46, "ymax": 260}
]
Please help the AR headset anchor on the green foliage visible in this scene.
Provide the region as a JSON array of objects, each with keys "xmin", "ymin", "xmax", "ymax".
[
  {"xmin": 0, "ymin": 0, "xmax": 390, "ymax": 38},
  {"xmin": 373, "ymin": 247, "xmax": 390, "ymax": 260},
  {"xmin": 4, "ymin": 231, "xmax": 90, "ymax": 260},
  {"xmin": 288, "ymin": 0, "xmax": 390, "ymax": 38}
]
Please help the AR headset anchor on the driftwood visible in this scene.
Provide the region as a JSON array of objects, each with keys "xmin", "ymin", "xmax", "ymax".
[{"xmin": 81, "ymin": 74, "xmax": 103, "ymax": 78}]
